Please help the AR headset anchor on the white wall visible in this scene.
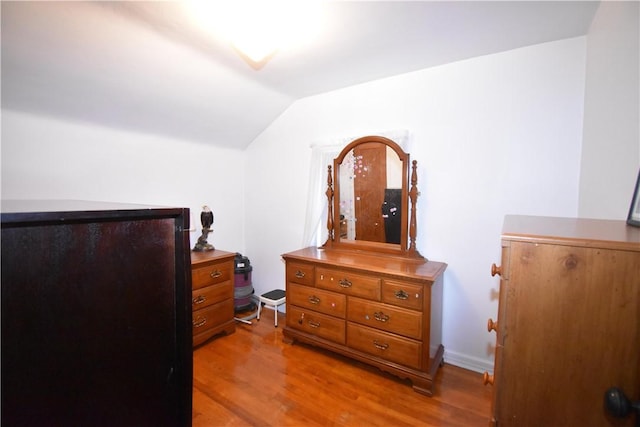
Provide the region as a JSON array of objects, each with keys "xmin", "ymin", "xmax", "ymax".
[
  {"xmin": 245, "ymin": 37, "xmax": 587, "ymax": 372},
  {"xmin": 579, "ymin": 0, "xmax": 640, "ymax": 219},
  {"xmin": 1, "ymin": 110, "xmax": 246, "ymax": 253},
  {"xmin": 1, "ymin": 36, "xmax": 593, "ymax": 374}
]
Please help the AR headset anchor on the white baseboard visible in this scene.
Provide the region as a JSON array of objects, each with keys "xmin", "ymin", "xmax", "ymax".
[{"xmin": 443, "ymin": 349, "xmax": 494, "ymax": 374}]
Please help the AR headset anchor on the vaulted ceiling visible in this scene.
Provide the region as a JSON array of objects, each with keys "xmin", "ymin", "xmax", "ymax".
[{"xmin": 1, "ymin": 1, "xmax": 599, "ymax": 149}]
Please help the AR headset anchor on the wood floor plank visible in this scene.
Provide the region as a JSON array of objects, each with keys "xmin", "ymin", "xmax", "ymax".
[{"xmin": 193, "ymin": 310, "xmax": 491, "ymax": 426}]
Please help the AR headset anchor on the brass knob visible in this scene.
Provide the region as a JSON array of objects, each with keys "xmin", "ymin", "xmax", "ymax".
[
  {"xmin": 487, "ymin": 318, "xmax": 498, "ymax": 332},
  {"xmin": 491, "ymin": 263, "xmax": 502, "ymax": 277},
  {"xmin": 483, "ymin": 372, "xmax": 494, "ymax": 386}
]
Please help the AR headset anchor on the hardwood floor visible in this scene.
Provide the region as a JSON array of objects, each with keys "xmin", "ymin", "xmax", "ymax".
[{"xmin": 193, "ymin": 309, "xmax": 491, "ymax": 426}]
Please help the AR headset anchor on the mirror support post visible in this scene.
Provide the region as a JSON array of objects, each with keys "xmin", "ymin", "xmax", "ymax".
[
  {"xmin": 324, "ymin": 165, "xmax": 334, "ymax": 247},
  {"xmin": 409, "ymin": 160, "xmax": 424, "ymax": 259}
]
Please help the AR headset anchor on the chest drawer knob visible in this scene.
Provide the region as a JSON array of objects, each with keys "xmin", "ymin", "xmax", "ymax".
[
  {"xmin": 295, "ymin": 270, "xmax": 306, "ymax": 279},
  {"xmin": 193, "ymin": 295, "xmax": 207, "ymax": 305},
  {"xmin": 491, "ymin": 263, "xmax": 502, "ymax": 277},
  {"xmin": 395, "ymin": 289, "xmax": 409, "ymax": 300},
  {"xmin": 209, "ymin": 270, "xmax": 222, "ymax": 279},
  {"xmin": 374, "ymin": 311, "xmax": 390, "ymax": 322},
  {"xmin": 487, "ymin": 318, "xmax": 498, "ymax": 332},
  {"xmin": 483, "ymin": 372, "xmax": 494, "ymax": 386},
  {"xmin": 308, "ymin": 295, "xmax": 321, "ymax": 305},
  {"xmin": 339, "ymin": 278, "xmax": 352, "ymax": 288}
]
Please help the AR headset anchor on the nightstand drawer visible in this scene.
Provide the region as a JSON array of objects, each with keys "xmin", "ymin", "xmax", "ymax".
[
  {"xmin": 192, "ymin": 280, "xmax": 232, "ymax": 309},
  {"xmin": 348, "ymin": 297, "xmax": 422, "ymax": 340},
  {"xmin": 287, "ymin": 305, "xmax": 345, "ymax": 345},
  {"xmin": 316, "ymin": 267, "xmax": 381, "ymax": 300},
  {"xmin": 192, "ymin": 298, "xmax": 234, "ymax": 334},
  {"xmin": 192, "ymin": 262, "xmax": 233, "ymax": 290},
  {"xmin": 347, "ymin": 323, "xmax": 422, "ymax": 370}
]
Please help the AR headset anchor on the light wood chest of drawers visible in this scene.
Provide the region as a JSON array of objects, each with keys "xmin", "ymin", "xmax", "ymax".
[
  {"xmin": 282, "ymin": 247, "xmax": 447, "ymax": 395},
  {"xmin": 486, "ymin": 216, "xmax": 640, "ymax": 426},
  {"xmin": 191, "ymin": 250, "xmax": 236, "ymax": 347}
]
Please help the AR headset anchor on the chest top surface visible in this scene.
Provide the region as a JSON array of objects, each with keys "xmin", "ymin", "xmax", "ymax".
[{"xmin": 502, "ymin": 215, "xmax": 640, "ymax": 251}]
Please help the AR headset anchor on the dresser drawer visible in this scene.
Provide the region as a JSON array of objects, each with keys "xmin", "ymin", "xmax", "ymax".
[
  {"xmin": 286, "ymin": 262, "xmax": 315, "ymax": 286},
  {"xmin": 316, "ymin": 267, "xmax": 381, "ymax": 300},
  {"xmin": 382, "ymin": 280, "xmax": 423, "ymax": 311},
  {"xmin": 192, "ymin": 261, "xmax": 233, "ymax": 290},
  {"xmin": 192, "ymin": 298, "xmax": 234, "ymax": 334},
  {"xmin": 347, "ymin": 323, "xmax": 422, "ymax": 370},
  {"xmin": 287, "ymin": 305, "xmax": 345, "ymax": 344},
  {"xmin": 347, "ymin": 297, "xmax": 422, "ymax": 340},
  {"xmin": 192, "ymin": 280, "xmax": 232, "ymax": 310},
  {"xmin": 288, "ymin": 283, "xmax": 346, "ymax": 318}
]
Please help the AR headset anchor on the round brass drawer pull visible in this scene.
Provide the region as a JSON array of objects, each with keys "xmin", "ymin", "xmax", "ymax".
[
  {"xmin": 491, "ymin": 263, "xmax": 502, "ymax": 277},
  {"xmin": 483, "ymin": 372, "xmax": 494, "ymax": 386}
]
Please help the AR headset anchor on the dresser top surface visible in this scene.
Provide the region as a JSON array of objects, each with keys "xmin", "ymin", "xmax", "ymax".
[
  {"xmin": 282, "ymin": 246, "xmax": 447, "ymax": 281},
  {"xmin": 502, "ymin": 215, "xmax": 640, "ymax": 251},
  {"xmin": 191, "ymin": 249, "xmax": 236, "ymax": 266}
]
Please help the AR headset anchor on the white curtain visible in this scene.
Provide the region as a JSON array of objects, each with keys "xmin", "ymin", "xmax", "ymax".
[
  {"xmin": 301, "ymin": 141, "xmax": 347, "ymax": 247},
  {"xmin": 301, "ymin": 130, "xmax": 411, "ymax": 248}
]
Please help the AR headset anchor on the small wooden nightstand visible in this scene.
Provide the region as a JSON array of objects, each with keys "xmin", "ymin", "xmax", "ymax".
[{"xmin": 191, "ymin": 250, "xmax": 236, "ymax": 347}]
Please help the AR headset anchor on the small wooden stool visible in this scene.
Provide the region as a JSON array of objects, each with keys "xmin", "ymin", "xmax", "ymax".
[{"xmin": 257, "ymin": 289, "xmax": 286, "ymax": 327}]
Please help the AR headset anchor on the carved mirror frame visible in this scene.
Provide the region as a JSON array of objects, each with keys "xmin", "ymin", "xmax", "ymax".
[{"xmin": 323, "ymin": 135, "xmax": 423, "ymax": 260}]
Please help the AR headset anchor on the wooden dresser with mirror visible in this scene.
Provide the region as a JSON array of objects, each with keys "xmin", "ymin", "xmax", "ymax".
[{"xmin": 282, "ymin": 135, "xmax": 447, "ymax": 396}]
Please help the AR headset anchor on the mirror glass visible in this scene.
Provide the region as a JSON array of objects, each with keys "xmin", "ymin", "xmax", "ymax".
[{"xmin": 338, "ymin": 144, "xmax": 403, "ymax": 244}]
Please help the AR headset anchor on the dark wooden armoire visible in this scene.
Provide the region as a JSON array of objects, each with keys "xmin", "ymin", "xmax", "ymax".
[{"xmin": 1, "ymin": 200, "xmax": 193, "ymax": 427}]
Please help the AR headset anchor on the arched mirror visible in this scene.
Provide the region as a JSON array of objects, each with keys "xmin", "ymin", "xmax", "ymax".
[{"xmin": 324, "ymin": 135, "xmax": 423, "ymax": 259}]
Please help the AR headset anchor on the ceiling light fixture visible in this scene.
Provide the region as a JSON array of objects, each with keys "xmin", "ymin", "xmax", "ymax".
[{"xmin": 186, "ymin": 1, "xmax": 324, "ymax": 70}]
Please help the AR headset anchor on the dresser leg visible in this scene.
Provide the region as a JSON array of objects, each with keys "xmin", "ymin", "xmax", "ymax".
[
  {"xmin": 412, "ymin": 378, "xmax": 434, "ymax": 396},
  {"xmin": 282, "ymin": 329, "xmax": 294, "ymax": 344}
]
